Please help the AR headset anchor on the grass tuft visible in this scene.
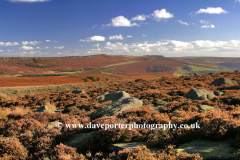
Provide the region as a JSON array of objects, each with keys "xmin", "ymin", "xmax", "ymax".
[{"xmin": 43, "ymin": 100, "xmax": 57, "ymax": 111}]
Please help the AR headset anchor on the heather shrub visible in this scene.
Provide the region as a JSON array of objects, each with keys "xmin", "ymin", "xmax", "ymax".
[
  {"xmin": 154, "ymin": 145, "xmax": 203, "ymax": 160},
  {"xmin": 51, "ymin": 143, "xmax": 85, "ymax": 160},
  {"xmin": 235, "ymin": 149, "xmax": 240, "ymax": 160},
  {"xmin": 19, "ymin": 130, "xmax": 34, "ymax": 149},
  {"xmin": 4, "ymin": 118, "xmax": 44, "ymax": 136},
  {"xmin": 147, "ymin": 129, "xmax": 174, "ymax": 148},
  {"xmin": 197, "ymin": 110, "xmax": 234, "ymax": 140},
  {"xmin": 96, "ymin": 77, "xmax": 103, "ymax": 81},
  {"xmin": 171, "ymin": 110, "xmax": 199, "ymax": 124},
  {"xmin": 32, "ymin": 136, "xmax": 54, "ymax": 158},
  {"xmin": 92, "ymin": 116, "xmax": 117, "ymax": 126},
  {"xmin": 22, "ymin": 129, "xmax": 63, "ymax": 159},
  {"xmin": 118, "ymin": 106, "xmax": 171, "ymax": 124},
  {"xmin": 87, "ymin": 76, "xmax": 96, "ymax": 82},
  {"xmin": 117, "ymin": 145, "xmax": 156, "ymax": 160},
  {"xmin": 155, "ymin": 145, "xmax": 177, "ymax": 160},
  {"xmin": 7, "ymin": 112, "xmax": 23, "ymax": 120},
  {"xmin": 86, "ymin": 127, "xmax": 149, "ymax": 153},
  {"xmin": 0, "ymin": 136, "xmax": 28, "ymax": 160},
  {"xmin": 22, "ymin": 112, "xmax": 58, "ymax": 124},
  {"xmin": 177, "ymin": 152, "xmax": 203, "ymax": 160},
  {"xmin": 85, "ymin": 78, "xmax": 92, "ymax": 82},
  {"xmin": 37, "ymin": 128, "xmax": 63, "ymax": 142}
]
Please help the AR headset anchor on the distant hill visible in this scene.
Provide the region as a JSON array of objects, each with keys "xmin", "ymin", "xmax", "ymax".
[{"xmin": 0, "ymin": 54, "xmax": 239, "ymax": 77}]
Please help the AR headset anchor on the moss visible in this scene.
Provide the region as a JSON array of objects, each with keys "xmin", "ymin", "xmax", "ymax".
[
  {"xmin": 176, "ymin": 139, "xmax": 238, "ymax": 159},
  {"xmin": 110, "ymin": 142, "xmax": 160, "ymax": 153}
]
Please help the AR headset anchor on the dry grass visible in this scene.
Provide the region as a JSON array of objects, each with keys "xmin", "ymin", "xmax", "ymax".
[
  {"xmin": 0, "ymin": 94, "xmax": 19, "ymax": 101},
  {"xmin": 0, "ymin": 106, "xmax": 31, "ymax": 118},
  {"xmin": 0, "ymin": 94, "xmax": 7, "ymax": 99},
  {"xmin": 43, "ymin": 100, "xmax": 57, "ymax": 111},
  {"xmin": 0, "ymin": 108, "xmax": 11, "ymax": 118},
  {"xmin": 0, "ymin": 81, "xmax": 113, "ymax": 99}
]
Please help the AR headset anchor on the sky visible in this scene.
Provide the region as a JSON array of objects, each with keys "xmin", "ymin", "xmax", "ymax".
[{"xmin": 0, "ymin": 0, "xmax": 240, "ymax": 57}]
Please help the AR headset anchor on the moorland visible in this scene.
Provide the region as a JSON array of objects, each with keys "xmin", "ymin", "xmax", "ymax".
[{"xmin": 1, "ymin": 55, "xmax": 240, "ymax": 159}]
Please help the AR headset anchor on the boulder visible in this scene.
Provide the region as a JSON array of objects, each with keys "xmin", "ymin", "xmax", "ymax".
[
  {"xmin": 66, "ymin": 132, "xmax": 95, "ymax": 150},
  {"xmin": 36, "ymin": 106, "xmax": 54, "ymax": 113},
  {"xmin": 151, "ymin": 99, "xmax": 169, "ymax": 112},
  {"xmin": 184, "ymin": 88, "xmax": 215, "ymax": 100},
  {"xmin": 72, "ymin": 90, "xmax": 84, "ymax": 94},
  {"xmin": 214, "ymin": 90, "xmax": 224, "ymax": 96},
  {"xmin": 109, "ymin": 142, "xmax": 159, "ymax": 153},
  {"xmin": 90, "ymin": 97, "xmax": 143, "ymax": 119},
  {"xmin": 54, "ymin": 109, "xmax": 65, "ymax": 113},
  {"xmin": 46, "ymin": 121, "xmax": 63, "ymax": 130},
  {"xmin": 197, "ymin": 104, "xmax": 218, "ymax": 112},
  {"xmin": 176, "ymin": 139, "xmax": 237, "ymax": 160},
  {"xmin": 152, "ymin": 99, "xmax": 168, "ymax": 106},
  {"xmin": 97, "ymin": 91, "xmax": 130, "ymax": 103},
  {"xmin": 95, "ymin": 92, "xmax": 109, "ymax": 102},
  {"xmin": 211, "ymin": 77, "xmax": 238, "ymax": 86}
]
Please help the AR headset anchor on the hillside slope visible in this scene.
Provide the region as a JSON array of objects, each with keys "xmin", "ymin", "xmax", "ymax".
[{"xmin": 0, "ymin": 54, "xmax": 239, "ymax": 77}]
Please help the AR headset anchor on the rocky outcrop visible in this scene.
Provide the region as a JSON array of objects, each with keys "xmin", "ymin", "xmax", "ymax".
[
  {"xmin": 151, "ymin": 99, "xmax": 169, "ymax": 112},
  {"xmin": 72, "ymin": 90, "xmax": 84, "ymax": 94},
  {"xmin": 214, "ymin": 90, "xmax": 224, "ymax": 96},
  {"xmin": 211, "ymin": 77, "xmax": 238, "ymax": 86},
  {"xmin": 197, "ymin": 104, "xmax": 218, "ymax": 112},
  {"xmin": 97, "ymin": 91, "xmax": 130, "ymax": 103},
  {"xmin": 90, "ymin": 97, "xmax": 143, "ymax": 119},
  {"xmin": 46, "ymin": 121, "xmax": 63, "ymax": 130},
  {"xmin": 176, "ymin": 139, "xmax": 237, "ymax": 159},
  {"xmin": 184, "ymin": 88, "xmax": 215, "ymax": 100},
  {"xmin": 109, "ymin": 142, "xmax": 159, "ymax": 153},
  {"xmin": 66, "ymin": 132, "xmax": 95, "ymax": 150},
  {"xmin": 36, "ymin": 106, "xmax": 54, "ymax": 113}
]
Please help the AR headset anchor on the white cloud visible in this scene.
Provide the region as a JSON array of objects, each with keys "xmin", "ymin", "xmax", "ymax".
[
  {"xmin": 109, "ymin": 34, "xmax": 124, "ymax": 40},
  {"xmin": 142, "ymin": 34, "xmax": 146, "ymax": 37},
  {"xmin": 45, "ymin": 47, "xmax": 49, "ymax": 49},
  {"xmin": 0, "ymin": 50, "xmax": 3, "ymax": 52},
  {"xmin": 152, "ymin": 9, "xmax": 173, "ymax": 21},
  {"xmin": 46, "ymin": 40, "xmax": 51, "ymax": 42},
  {"xmin": 8, "ymin": 0, "xmax": 50, "ymax": 2},
  {"xmin": 127, "ymin": 35, "xmax": 133, "ymax": 38},
  {"xmin": 176, "ymin": 20, "xmax": 189, "ymax": 25},
  {"xmin": 97, "ymin": 39, "xmax": 240, "ymax": 56},
  {"xmin": 92, "ymin": 24, "xmax": 98, "ymax": 28},
  {"xmin": 111, "ymin": 16, "xmax": 139, "ymax": 27},
  {"xmin": 21, "ymin": 46, "xmax": 34, "ymax": 50},
  {"xmin": 94, "ymin": 44, "xmax": 99, "ymax": 47},
  {"xmin": 80, "ymin": 36, "xmax": 106, "ymax": 42},
  {"xmin": 201, "ymin": 24, "xmax": 215, "ymax": 28},
  {"xmin": 131, "ymin": 15, "xmax": 147, "ymax": 21},
  {"xmin": 200, "ymin": 20, "xmax": 209, "ymax": 24},
  {"xmin": 54, "ymin": 46, "xmax": 64, "ymax": 49},
  {"xmin": 0, "ymin": 42, "xmax": 19, "ymax": 46},
  {"xmin": 22, "ymin": 41, "xmax": 41, "ymax": 45},
  {"xmin": 103, "ymin": 9, "xmax": 174, "ymax": 28},
  {"xmin": 36, "ymin": 46, "xmax": 41, "ymax": 49},
  {"xmin": 105, "ymin": 42, "xmax": 130, "ymax": 52},
  {"xmin": 196, "ymin": 7, "xmax": 228, "ymax": 14}
]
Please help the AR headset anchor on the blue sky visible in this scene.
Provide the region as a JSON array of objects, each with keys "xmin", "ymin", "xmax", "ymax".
[{"xmin": 0, "ymin": 0, "xmax": 240, "ymax": 57}]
